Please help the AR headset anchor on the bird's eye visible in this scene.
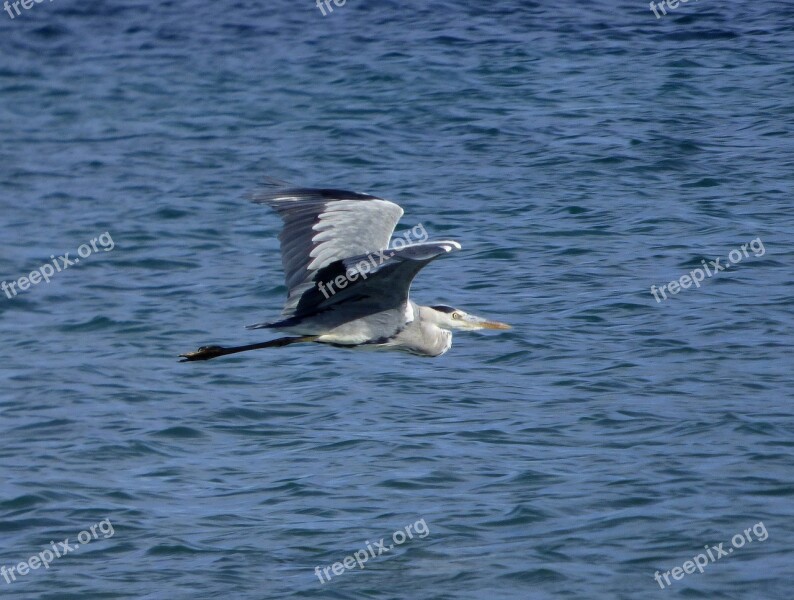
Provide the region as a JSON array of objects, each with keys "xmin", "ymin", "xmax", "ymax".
[{"xmin": 452, "ymin": 312, "xmax": 462, "ymax": 320}]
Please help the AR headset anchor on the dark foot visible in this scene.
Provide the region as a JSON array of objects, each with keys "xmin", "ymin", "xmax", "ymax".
[{"xmin": 179, "ymin": 345, "xmax": 227, "ymax": 362}]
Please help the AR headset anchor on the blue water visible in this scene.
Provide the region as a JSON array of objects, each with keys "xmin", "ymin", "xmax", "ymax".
[{"xmin": 1, "ymin": 1, "xmax": 793, "ymax": 598}]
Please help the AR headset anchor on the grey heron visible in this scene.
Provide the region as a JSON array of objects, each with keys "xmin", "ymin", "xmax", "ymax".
[{"xmin": 179, "ymin": 186, "xmax": 510, "ymax": 361}]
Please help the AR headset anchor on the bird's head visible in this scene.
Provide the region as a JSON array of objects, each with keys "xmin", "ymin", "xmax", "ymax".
[{"xmin": 425, "ymin": 305, "xmax": 511, "ymax": 331}]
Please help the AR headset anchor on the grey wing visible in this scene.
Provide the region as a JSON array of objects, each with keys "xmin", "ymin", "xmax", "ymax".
[
  {"xmin": 261, "ymin": 241, "xmax": 462, "ymax": 327},
  {"xmin": 251, "ymin": 187, "xmax": 404, "ymax": 317}
]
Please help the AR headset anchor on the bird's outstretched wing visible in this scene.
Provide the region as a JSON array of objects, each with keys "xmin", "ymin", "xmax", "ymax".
[
  {"xmin": 247, "ymin": 241, "xmax": 462, "ymax": 329},
  {"xmin": 251, "ymin": 187, "xmax": 404, "ymax": 317}
]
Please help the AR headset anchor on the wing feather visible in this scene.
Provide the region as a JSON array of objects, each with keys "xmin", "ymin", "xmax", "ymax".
[
  {"xmin": 267, "ymin": 241, "xmax": 462, "ymax": 326},
  {"xmin": 251, "ymin": 187, "xmax": 404, "ymax": 316}
]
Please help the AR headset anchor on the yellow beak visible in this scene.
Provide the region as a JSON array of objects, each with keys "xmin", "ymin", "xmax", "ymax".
[
  {"xmin": 477, "ymin": 319, "xmax": 512, "ymax": 330},
  {"xmin": 459, "ymin": 313, "xmax": 512, "ymax": 331}
]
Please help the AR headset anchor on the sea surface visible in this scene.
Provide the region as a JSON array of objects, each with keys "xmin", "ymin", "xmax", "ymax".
[{"xmin": 1, "ymin": 1, "xmax": 793, "ymax": 598}]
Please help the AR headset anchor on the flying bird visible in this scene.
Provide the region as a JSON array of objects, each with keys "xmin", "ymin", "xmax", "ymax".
[{"xmin": 180, "ymin": 186, "xmax": 510, "ymax": 361}]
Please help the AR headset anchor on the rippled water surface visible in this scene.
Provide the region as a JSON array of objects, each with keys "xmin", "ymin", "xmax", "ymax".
[{"xmin": 1, "ymin": 1, "xmax": 793, "ymax": 598}]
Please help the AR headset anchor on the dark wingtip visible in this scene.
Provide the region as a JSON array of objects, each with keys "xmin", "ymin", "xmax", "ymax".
[
  {"xmin": 247, "ymin": 177, "xmax": 295, "ymax": 204},
  {"xmin": 250, "ymin": 186, "xmax": 383, "ymax": 205}
]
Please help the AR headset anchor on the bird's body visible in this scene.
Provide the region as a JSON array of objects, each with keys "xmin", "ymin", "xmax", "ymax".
[
  {"xmin": 270, "ymin": 300, "xmax": 452, "ymax": 356},
  {"xmin": 180, "ymin": 186, "xmax": 509, "ymax": 362}
]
